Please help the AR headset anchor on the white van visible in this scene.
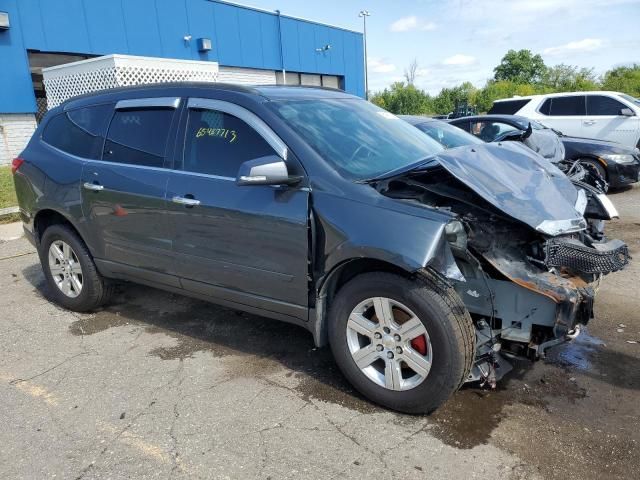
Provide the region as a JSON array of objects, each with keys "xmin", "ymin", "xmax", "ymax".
[{"xmin": 490, "ymin": 91, "xmax": 640, "ymax": 149}]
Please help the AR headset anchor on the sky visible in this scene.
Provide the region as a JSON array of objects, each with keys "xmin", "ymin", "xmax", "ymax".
[{"xmin": 229, "ymin": 0, "xmax": 640, "ymax": 94}]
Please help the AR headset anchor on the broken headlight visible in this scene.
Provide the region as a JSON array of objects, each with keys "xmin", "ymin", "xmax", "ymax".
[{"xmin": 445, "ymin": 220, "xmax": 467, "ymax": 251}]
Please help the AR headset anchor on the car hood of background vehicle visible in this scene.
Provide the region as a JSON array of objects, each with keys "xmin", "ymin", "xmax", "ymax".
[
  {"xmin": 560, "ymin": 135, "xmax": 638, "ymax": 155},
  {"xmin": 522, "ymin": 128, "xmax": 565, "ymax": 163},
  {"xmin": 419, "ymin": 142, "xmax": 584, "ymax": 233}
]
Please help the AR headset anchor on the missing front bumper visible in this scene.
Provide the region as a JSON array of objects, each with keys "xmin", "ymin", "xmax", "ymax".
[{"xmin": 545, "ymin": 238, "xmax": 630, "ymax": 275}]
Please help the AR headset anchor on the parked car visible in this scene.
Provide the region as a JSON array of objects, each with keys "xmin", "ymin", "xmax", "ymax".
[
  {"xmin": 489, "ymin": 91, "xmax": 640, "ymax": 149},
  {"xmin": 449, "ymin": 114, "xmax": 640, "ymax": 189},
  {"xmin": 13, "ymin": 84, "xmax": 629, "ymax": 413}
]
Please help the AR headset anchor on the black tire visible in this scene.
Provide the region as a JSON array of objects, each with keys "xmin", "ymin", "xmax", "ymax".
[
  {"xmin": 39, "ymin": 224, "xmax": 114, "ymax": 312},
  {"xmin": 328, "ymin": 271, "xmax": 475, "ymax": 414}
]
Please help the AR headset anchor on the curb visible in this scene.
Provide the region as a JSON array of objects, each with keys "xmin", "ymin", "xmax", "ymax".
[{"xmin": 0, "ymin": 206, "xmax": 19, "ymax": 220}]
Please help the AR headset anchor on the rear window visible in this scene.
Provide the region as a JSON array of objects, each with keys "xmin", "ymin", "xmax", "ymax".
[
  {"xmin": 545, "ymin": 96, "xmax": 586, "ymax": 116},
  {"xmin": 42, "ymin": 104, "xmax": 113, "ymax": 159},
  {"xmin": 102, "ymin": 108, "xmax": 175, "ymax": 168},
  {"xmin": 488, "ymin": 99, "xmax": 530, "ymax": 114}
]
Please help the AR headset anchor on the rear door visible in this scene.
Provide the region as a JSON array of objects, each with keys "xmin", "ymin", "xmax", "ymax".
[
  {"xmin": 166, "ymin": 98, "xmax": 309, "ymax": 320},
  {"xmin": 80, "ymin": 97, "xmax": 180, "ymax": 285},
  {"xmin": 585, "ymin": 94, "xmax": 639, "ymax": 146},
  {"xmin": 538, "ymin": 95, "xmax": 586, "ymax": 137}
]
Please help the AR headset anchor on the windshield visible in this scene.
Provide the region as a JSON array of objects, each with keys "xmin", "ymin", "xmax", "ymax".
[
  {"xmin": 618, "ymin": 93, "xmax": 640, "ymax": 107},
  {"xmin": 415, "ymin": 121, "xmax": 483, "ymax": 148},
  {"xmin": 269, "ymin": 99, "xmax": 444, "ymax": 180}
]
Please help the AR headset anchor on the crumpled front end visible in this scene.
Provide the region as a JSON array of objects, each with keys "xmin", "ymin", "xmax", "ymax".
[{"xmin": 372, "ymin": 146, "xmax": 630, "ymax": 387}]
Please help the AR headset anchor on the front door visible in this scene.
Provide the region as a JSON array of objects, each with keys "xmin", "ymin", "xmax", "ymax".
[
  {"xmin": 166, "ymin": 98, "xmax": 309, "ymax": 319},
  {"xmin": 81, "ymin": 98, "xmax": 180, "ymax": 283},
  {"xmin": 585, "ymin": 94, "xmax": 640, "ymax": 147}
]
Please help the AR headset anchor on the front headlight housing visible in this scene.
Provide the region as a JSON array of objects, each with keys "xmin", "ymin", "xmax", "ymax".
[
  {"xmin": 445, "ymin": 220, "xmax": 467, "ymax": 251},
  {"xmin": 600, "ymin": 153, "xmax": 637, "ymax": 164}
]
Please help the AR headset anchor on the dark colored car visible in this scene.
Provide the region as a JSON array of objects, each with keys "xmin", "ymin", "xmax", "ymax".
[
  {"xmin": 12, "ymin": 84, "xmax": 629, "ymax": 413},
  {"xmin": 449, "ymin": 114, "xmax": 640, "ymax": 189}
]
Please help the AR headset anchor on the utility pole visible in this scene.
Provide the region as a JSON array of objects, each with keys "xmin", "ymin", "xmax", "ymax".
[{"xmin": 358, "ymin": 10, "xmax": 370, "ymax": 100}]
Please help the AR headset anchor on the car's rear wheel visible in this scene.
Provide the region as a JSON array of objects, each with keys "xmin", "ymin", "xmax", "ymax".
[
  {"xmin": 39, "ymin": 224, "xmax": 114, "ymax": 311},
  {"xmin": 328, "ymin": 271, "xmax": 475, "ymax": 414}
]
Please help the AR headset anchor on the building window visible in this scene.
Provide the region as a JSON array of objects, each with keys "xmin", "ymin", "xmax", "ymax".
[{"xmin": 276, "ymin": 71, "xmax": 343, "ymax": 90}]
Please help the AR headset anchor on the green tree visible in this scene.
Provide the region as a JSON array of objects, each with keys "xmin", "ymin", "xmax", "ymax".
[
  {"xmin": 601, "ymin": 65, "xmax": 640, "ymax": 97},
  {"xmin": 432, "ymin": 82, "xmax": 478, "ymax": 115},
  {"xmin": 494, "ymin": 49, "xmax": 547, "ymax": 84},
  {"xmin": 542, "ymin": 64, "xmax": 599, "ymax": 91},
  {"xmin": 370, "ymin": 82, "xmax": 434, "ymax": 115}
]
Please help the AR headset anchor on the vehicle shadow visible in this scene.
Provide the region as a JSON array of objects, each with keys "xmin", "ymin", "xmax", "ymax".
[
  {"xmin": 20, "ymin": 261, "xmax": 640, "ymax": 422},
  {"xmin": 21, "ymin": 262, "xmax": 376, "ymax": 412}
]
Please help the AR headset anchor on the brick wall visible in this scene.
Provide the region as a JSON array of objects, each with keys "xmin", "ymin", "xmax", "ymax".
[{"xmin": 0, "ymin": 114, "xmax": 37, "ymax": 165}]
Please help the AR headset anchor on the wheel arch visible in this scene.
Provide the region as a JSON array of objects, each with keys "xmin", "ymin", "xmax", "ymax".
[
  {"xmin": 33, "ymin": 209, "xmax": 87, "ymax": 248},
  {"xmin": 311, "ymin": 257, "xmax": 416, "ymax": 348},
  {"xmin": 574, "ymin": 155, "xmax": 610, "ymax": 181}
]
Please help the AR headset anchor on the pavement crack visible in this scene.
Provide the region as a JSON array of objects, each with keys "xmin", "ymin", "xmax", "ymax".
[{"xmin": 10, "ymin": 351, "xmax": 89, "ymax": 385}]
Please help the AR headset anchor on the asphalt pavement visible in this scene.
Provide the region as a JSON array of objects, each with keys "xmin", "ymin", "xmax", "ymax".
[{"xmin": 0, "ymin": 184, "xmax": 638, "ymax": 480}]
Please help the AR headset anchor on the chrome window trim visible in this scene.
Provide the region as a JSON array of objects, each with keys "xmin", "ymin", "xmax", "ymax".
[
  {"xmin": 115, "ymin": 97, "xmax": 181, "ymax": 110},
  {"xmin": 83, "ymin": 158, "xmax": 170, "ymax": 173},
  {"xmin": 83, "ymin": 158, "xmax": 235, "ymax": 181},
  {"xmin": 186, "ymin": 97, "xmax": 288, "ymax": 161}
]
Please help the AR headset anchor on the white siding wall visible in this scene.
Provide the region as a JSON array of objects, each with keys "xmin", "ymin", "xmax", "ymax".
[
  {"xmin": 218, "ymin": 66, "xmax": 277, "ymax": 85},
  {"xmin": 0, "ymin": 114, "xmax": 37, "ymax": 165}
]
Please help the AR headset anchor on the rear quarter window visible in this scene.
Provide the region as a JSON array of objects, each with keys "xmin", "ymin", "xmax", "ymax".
[
  {"xmin": 42, "ymin": 104, "xmax": 113, "ymax": 159},
  {"xmin": 488, "ymin": 99, "xmax": 531, "ymax": 114}
]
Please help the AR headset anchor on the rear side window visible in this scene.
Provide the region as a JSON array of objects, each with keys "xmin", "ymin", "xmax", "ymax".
[
  {"xmin": 488, "ymin": 99, "xmax": 531, "ymax": 114},
  {"xmin": 587, "ymin": 95, "xmax": 627, "ymax": 115},
  {"xmin": 546, "ymin": 96, "xmax": 586, "ymax": 116},
  {"xmin": 182, "ymin": 109, "xmax": 275, "ymax": 177},
  {"xmin": 102, "ymin": 108, "xmax": 175, "ymax": 167},
  {"xmin": 539, "ymin": 99, "xmax": 551, "ymax": 115},
  {"xmin": 42, "ymin": 104, "xmax": 113, "ymax": 159}
]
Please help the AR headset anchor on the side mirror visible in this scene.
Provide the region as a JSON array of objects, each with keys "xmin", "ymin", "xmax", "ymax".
[
  {"xmin": 236, "ymin": 155, "xmax": 301, "ymax": 186},
  {"xmin": 620, "ymin": 107, "xmax": 634, "ymax": 117}
]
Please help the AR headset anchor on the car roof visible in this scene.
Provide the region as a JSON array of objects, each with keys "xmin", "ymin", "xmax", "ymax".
[
  {"xmin": 398, "ymin": 115, "xmax": 445, "ymax": 126},
  {"xmin": 61, "ymin": 82, "xmax": 357, "ymax": 110},
  {"xmin": 494, "ymin": 91, "xmax": 626, "ymax": 102}
]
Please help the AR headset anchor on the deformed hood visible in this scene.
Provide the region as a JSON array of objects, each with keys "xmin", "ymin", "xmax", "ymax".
[
  {"xmin": 522, "ymin": 128, "xmax": 565, "ymax": 163},
  {"xmin": 421, "ymin": 142, "xmax": 587, "ymax": 235}
]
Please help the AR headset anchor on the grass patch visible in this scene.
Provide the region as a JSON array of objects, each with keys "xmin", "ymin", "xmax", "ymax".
[
  {"xmin": 0, "ymin": 166, "xmax": 18, "ymax": 209},
  {"xmin": 0, "ymin": 213, "xmax": 20, "ymax": 225}
]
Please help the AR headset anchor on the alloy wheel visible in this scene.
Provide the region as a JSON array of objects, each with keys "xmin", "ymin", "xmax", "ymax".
[
  {"xmin": 48, "ymin": 240, "xmax": 83, "ymax": 298},
  {"xmin": 346, "ymin": 297, "xmax": 433, "ymax": 391}
]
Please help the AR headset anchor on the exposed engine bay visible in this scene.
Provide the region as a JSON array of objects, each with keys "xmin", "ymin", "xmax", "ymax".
[{"xmin": 372, "ymin": 157, "xmax": 630, "ymax": 388}]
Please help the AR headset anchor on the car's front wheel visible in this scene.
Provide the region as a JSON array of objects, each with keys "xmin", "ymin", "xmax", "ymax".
[
  {"xmin": 39, "ymin": 224, "xmax": 114, "ymax": 312},
  {"xmin": 328, "ymin": 271, "xmax": 475, "ymax": 414}
]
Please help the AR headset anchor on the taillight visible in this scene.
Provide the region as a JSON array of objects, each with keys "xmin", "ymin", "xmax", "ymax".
[{"xmin": 11, "ymin": 157, "xmax": 24, "ymax": 174}]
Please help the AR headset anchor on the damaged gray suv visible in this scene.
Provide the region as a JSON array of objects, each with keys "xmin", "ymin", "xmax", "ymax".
[{"xmin": 13, "ymin": 84, "xmax": 629, "ymax": 413}]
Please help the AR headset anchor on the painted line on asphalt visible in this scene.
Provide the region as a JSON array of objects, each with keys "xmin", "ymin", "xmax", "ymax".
[{"xmin": 1, "ymin": 370, "xmax": 195, "ymax": 474}]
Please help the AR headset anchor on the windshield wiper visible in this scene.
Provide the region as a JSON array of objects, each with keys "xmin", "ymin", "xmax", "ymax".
[{"xmin": 357, "ymin": 156, "xmax": 438, "ymax": 184}]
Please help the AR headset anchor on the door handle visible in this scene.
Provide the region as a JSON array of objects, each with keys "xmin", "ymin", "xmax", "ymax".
[
  {"xmin": 584, "ymin": 120, "xmax": 596, "ymax": 125},
  {"xmin": 83, "ymin": 182, "xmax": 104, "ymax": 191},
  {"xmin": 172, "ymin": 196, "xmax": 201, "ymax": 207}
]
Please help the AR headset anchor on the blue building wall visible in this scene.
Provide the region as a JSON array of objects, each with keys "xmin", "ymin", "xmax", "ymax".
[{"xmin": 0, "ymin": 0, "xmax": 365, "ymax": 113}]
